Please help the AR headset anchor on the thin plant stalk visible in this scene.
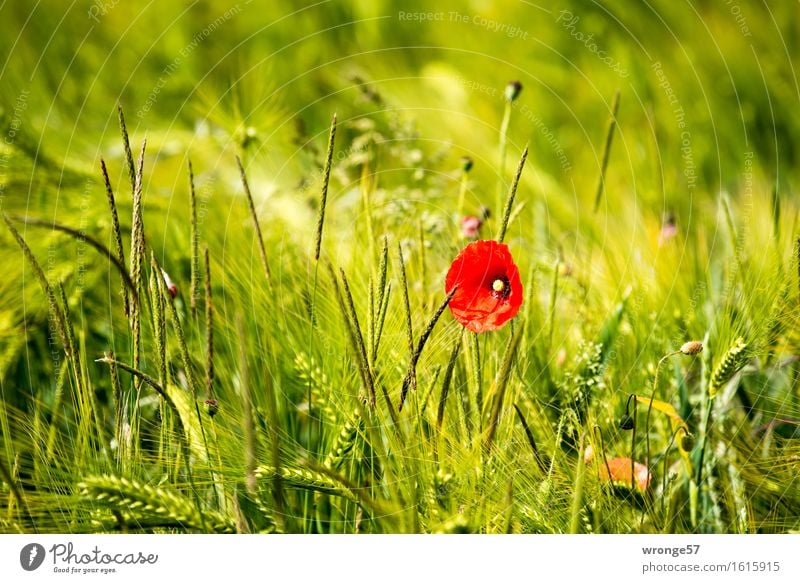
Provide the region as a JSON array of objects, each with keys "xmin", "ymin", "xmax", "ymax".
[
  {"xmin": 236, "ymin": 156, "xmax": 272, "ymax": 285},
  {"xmin": 593, "ymin": 89, "xmax": 620, "ymax": 212}
]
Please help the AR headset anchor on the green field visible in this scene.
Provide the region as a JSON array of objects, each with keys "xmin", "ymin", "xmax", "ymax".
[{"xmin": 1, "ymin": 1, "xmax": 799, "ymax": 534}]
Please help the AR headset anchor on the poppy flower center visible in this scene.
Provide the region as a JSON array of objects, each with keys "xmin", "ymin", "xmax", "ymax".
[{"xmin": 490, "ymin": 276, "xmax": 511, "ymax": 300}]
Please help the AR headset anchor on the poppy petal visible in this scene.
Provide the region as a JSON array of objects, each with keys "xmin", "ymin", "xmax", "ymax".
[{"xmin": 445, "ymin": 240, "xmax": 523, "ymax": 333}]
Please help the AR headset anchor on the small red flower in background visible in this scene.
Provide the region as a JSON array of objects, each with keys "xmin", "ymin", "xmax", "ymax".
[
  {"xmin": 445, "ymin": 240, "xmax": 523, "ymax": 333},
  {"xmin": 460, "ymin": 215, "xmax": 482, "ymax": 239}
]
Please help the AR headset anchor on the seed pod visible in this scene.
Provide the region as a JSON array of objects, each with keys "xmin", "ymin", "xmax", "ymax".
[
  {"xmin": 619, "ymin": 413, "xmax": 634, "ymax": 431},
  {"xmin": 680, "ymin": 341, "xmax": 703, "ymax": 355},
  {"xmin": 505, "ymin": 80, "xmax": 523, "ymax": 102},
  {"xmin": 204, "ymin": 398, "xmax": 219, "ymax": 417},
  {"xmin": 680, "ymin": 433, "xmax": 695, "ymax": 452}
]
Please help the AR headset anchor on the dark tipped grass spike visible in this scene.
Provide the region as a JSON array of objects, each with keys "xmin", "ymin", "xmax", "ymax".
[
  {"xmin": 314, "ymin": 113, "xmax": 337, "ymax": 261},
  {"xmin": 236, "ymin": 156, "xmax": 272, "ymax": 285},
  {"xmin": 399, "ymin": 287, "xmax": 457, "ymax": 412}
]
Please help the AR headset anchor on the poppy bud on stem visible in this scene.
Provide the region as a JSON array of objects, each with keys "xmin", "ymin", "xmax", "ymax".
[{"xmin": 642, "ymin": 342, "xmax": 702, "ymax": 523}]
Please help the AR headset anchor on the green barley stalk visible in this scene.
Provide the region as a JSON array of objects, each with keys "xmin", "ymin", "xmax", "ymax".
[
  {"xmin": 203, "ymin": 246, "xmax": 214, "ymax": 403},
  {"xmin": 367, "ymin": 277, "xmax": 375, "ymax": 366},
  {"xmin": 97, "ymin": 354, "xmax": 206, "ymax": 523},
  {"xmin": 340, "ymin": 268, "xmax": 377, "ymax": 408},
  {"xmin": 241, "ymin": 311, "xmax": 285, "ymax": 528},
  {"xmin": 436, "ymin": 340, "xmax": 462, "ymax": 433},
  {"xmin": 483, "ymin": 326, "xmax": 523, "ymax": 451},
  {"xmin": 149, "ymin": 255, "xmax": 169, "ymax": 471},
  {"xmin": 117, "ymin": 105, "xmax": 136, "ymax": 193},
  {"xmin": 568, "ymin": 431, "xmax": 587, "ymax": 534},
  {"xmin": 323, "ymin": 409, "xmax": 363, "ymax": 470},
  {"xmin": 129, "ymin": 139, "xmax": 147, "ymax": 430},
  {"xmin": 397, "ymin": 242, "xmax": 414, "ymax": 358},
  {"xmin": 314, "ymin": 113, "xmax": 337, "ymax": 261},
  {"xmin": 376, "ymin": 235, "xmax": 389, "ymax": 315},
  {"xmin": 709, "ymin": 337, "xmax": 748, "ymax": 397},
  {"xmin": 101, "ymin": 159, "xmax": 129, "ymax": 316},
  {"xmin": 771, "ymin": 183, "xmax": 780, "ymax": 242},
  {"xmin": 399, "ymin": 287, "xmax": 458, "ymax": 411},
  {"xmin": 513, "ymin": 403, "xmax": 547, "ymax": 474},
  {"xmin": 96, "ymin": 353, "xmax": 198, "ymax": 484},
  {"xmin": 373, "ymin": 236, "xmax": 391, "ymax": 357},
  {"xmin": 79, "ymin": 475, "xmax": 234, "ymax": 533},
  {"xmin": 694, "ymin": 338, "xmax": 749, "ymax": 508},
  {"xmin": 327, "ymin": 264, "xmax": 375, "ymax": 407},
  {"xmin": 593, "ymin": 89, "xmax": 620, "ymax": 212},
  {"xmin": 236, "ymin": 156, "xmax": 272, "ymax": 285},
  {"xmin": 188, "ymin": 159, "xmax": 200, "ymax": 315},
  {"xmin": 44, "ymin": 360, "xmax": 71, "ymax": 464},
  {"xmin": 237, "ymin": 314, "xmax": 258, "ymax": 496},
  {"xmin": 547, "ymin": 259, "xmax": 560, "ymax": 357},
  {"xmin": 3, "ymin": 215, "xmax": 70, "ymax": 354},
  {"xmin": 796, "ymin": 237, "xmax": 800, "ymax": 300},
  {"xmin": 468, "ymin": 331, "xmax": 482, "ymax": 426},
  {"xmin": 148, "ymin": 255, "xmax": 167, "ymax": 390},
  {"xmin": 58, "ymin": 283, "xmax": 100, "ymax": 448},
  {"xmin": 496, "ymin": 145, "xmax": 528, "ymax": 244},
  {"xmin": 418, "ymin": 219, "xmax": 427, "ymax": 308},
  {"xmin": 255, "ymin": 465, "xmax": 358, "ymax": 503},
  {"xmin": 154, "ymin": 254, "xmax": 213, "ymax": 470},
  {"xmin": 9, "ymin": 215, "xmax": 137, "ymax": 305}
]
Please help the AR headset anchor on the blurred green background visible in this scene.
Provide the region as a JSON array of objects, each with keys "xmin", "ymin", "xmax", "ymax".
[{"xmin": 1, "ymin": 0, "xmax": 796, "ymax": 210}]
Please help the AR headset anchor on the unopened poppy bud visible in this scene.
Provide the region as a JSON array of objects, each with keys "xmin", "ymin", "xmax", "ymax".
[
  {"xmin": 680, "ymin": 433, "xmax": 695, "ymax": 452},
  {"xmin": 680, "ymin": 341, "xmax": 703, "ymax": 355},
  {"xmin": 505, "ymin": 80, "xmax": 523, "ymax": 102},
  {"xmin": 460, "ymin": 156, "xmax": 474, "ymax": 173},
  {"xmin": 204, "ymin": 398, "xmax": 219, "ymax": 417},
  {"xmin": 162, "ymin": 269, "xmax": 178, "ymax": 298},
  {"xmin": 619, "ymin": 414, "xmax": 635, "ymax": 431},
  {"xmin": 480, "ymin": 205, "xmax": 491, "ymax": 221}
]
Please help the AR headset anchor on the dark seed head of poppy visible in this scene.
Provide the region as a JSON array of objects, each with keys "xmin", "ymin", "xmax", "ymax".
[
  {"xmin": 490, "ymin": 276, "xmax": 511, "ymax": 300},
  {"xmin": 619, "ymin": 414, "xmax": 635, "ymax": 431},
  {"xmin": 204, "ymin": 398, "xmax": 219, "ymax": 417}
]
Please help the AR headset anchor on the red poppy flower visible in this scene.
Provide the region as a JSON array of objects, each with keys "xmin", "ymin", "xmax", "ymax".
[
  {"xmin": 599, "ymin": 457, "xmax": 651, "ymax": 492},
  {"xmin": 445, "ymin": 240, "xmax": 523, "ymax": 333}
]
